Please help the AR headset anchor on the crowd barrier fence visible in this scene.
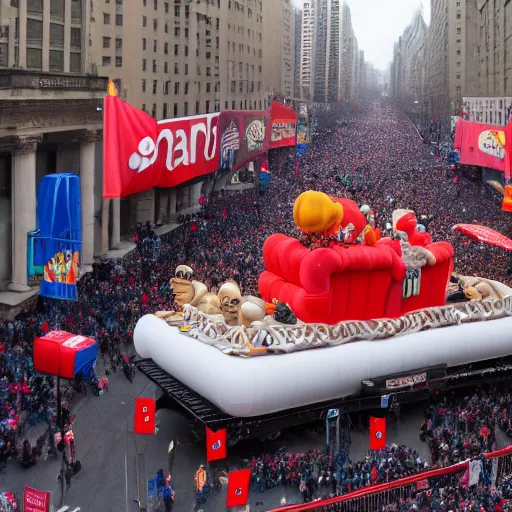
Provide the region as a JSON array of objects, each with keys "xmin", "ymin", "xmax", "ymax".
[{"xmin": 270, "ymin": 445, "xmax": 512, "ymax": 512}]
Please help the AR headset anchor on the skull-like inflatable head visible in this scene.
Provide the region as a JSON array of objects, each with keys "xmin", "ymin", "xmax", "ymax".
[
  {"xmin": 170, "ymin": 265, "xmax": 207, "ymax": 308},
  {"xmin": 218, "ymin": 281, "xmax": 242, "ymax": 326}
]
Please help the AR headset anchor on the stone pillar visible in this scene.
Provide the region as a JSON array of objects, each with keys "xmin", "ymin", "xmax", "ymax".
[
  {"xmin": 18, "ymin": 0, "xmax": 27, "ymax": 68},
  {"xmin": 101, "ymin": 198, "xmax": 110, "ymax": 256},
  {"xmin": 112, "ymin": 198, "xmax": 121, "ymax": 249},
  {"xmin": 79, "ymin": 130, "xmax": 101, "ymax": 266},
  {"xmin": 168, "ymin": 187, "xmax": 177, "ymax": 222},
  {"xmin": 8, "ymin": 137, "xmax": 40, "ymax": 292},
  {"xmin": 64, "ymin": 0, "xmax": 71, "ymax": 72},
  {"xmin": 42, "ymin": 0, "xmax": 50, "ymax": 71}
]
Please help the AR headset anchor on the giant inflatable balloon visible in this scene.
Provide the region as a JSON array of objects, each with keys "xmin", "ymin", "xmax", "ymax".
[{"xmin": 259, "ymin": 191, "xmax": 454, "ymax": 324}]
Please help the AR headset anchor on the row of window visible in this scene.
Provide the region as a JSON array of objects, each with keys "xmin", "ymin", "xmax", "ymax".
[
  {"xmin": 142, "ymin": 97, "xmax": 262, "ymax": 120},
  {"xmin": 142, "ymin": 79, "xmax": 220, "ymax": 95}
]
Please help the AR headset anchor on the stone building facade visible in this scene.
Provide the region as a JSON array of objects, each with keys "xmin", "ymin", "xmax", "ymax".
[{"xmin": 262, "ymin": 0, "xmax": 295, "ymax": 99}]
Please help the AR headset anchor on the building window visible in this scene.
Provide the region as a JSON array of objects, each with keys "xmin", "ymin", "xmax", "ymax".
[
  {"xmin": 195, "ymin": 101, "xmax": 200, "ymax": 114},
  {"xmin": 175, "ymin": 6, "xmax": 180, "ymax": 17},
  {"xmin": 142, "ymin": 79, "xmax": 146, "ymax": 92},
  {"xmin": 175, "ymin": 27, "xmax": 180, "ymax": 37},
  {"xmin": 232, "ymin": 101, "xmax": 235, "ymax": 109},
  {"xmin": 164, "ymin": 62, "xmax": 168, "ymax": 73},
  {"xmin": 103, "ymin": 56, "xmax": 111, "ymax": 66},
  {"xmin": 184, "ymin": 102, "xmax": 188, "ymax": 115},
  {"xmin": 457, "ymin": 74, "xmax": 461, "ymax": 79},
  {"xmin": 457, "ymin": 28, "xmax": 461, "ymax": 34},
  {"xmin": 174, "ymin": 63, "xmax": 179, "ymax": 74},
  {"xmin": 116, "ymin": 38, "xmax": 122, "ymax": 49},
  {"xmin": 174, "ymin": 82, "xmax": 180, "ymax": 94},
  {"xmin": 174, "ymin": 44, "xmax": 179, "ymax": 56},
  {"xmin": 206, "ymin": 83, "xmax": 211, "ymax": 93},
  {"xmin": 153, "ymin": 40, "xmax": 157, "ymax": 52},
  {"xmin": 165, "ymin": 2, "xmax": 169, "ymax": 13},
  {"xmin": 142, "ymin": 104, "xmax": 146, "ymax": 112},
  {"xmin": 206, "ymin": 67, "xmax": 211, "ymax": 76},
  {"xmin": 49, "ymin": 50, "xmax": 64, "ymax": 71},
  {"xmin": 27, "ymin": 0, "xmax": 42, "ymax": 14},
  {"xmin": 154, "ymin": 0, "xmax": 158, "ymax": 9},
  {"xmin": 153, "ymin": 19, "xmax": 158, "ymax": 31},
  {"xmin": 184, "ymin": 63, "xmax": 188, "ymax": 74},
  {"xmin": 71, "ymin": 27, "xmax": 81, "ymax": 49},
  {"xmin": 116, "ymin": 14, "xmax": 123, "ymax": 25},
  {"xmin": 142, "ymin": 16, "xmax": 147, "ymax": 27},
  {"xmin": 205, "ymin": 100, "xmax": 210, "ymax": 113},
  {"xmin": 103, "ymin": 37, "xmax": 111, "ymax": 48},
  {"xmin": 175, "ymin": 103, "xmax": 179, "ymax": 117},
  {"xmin": 457, "ymin": 13, "xmax": 461, "ymax": 19},
  {"xmin": 142, "ymin": 38, "xmax": 147, "ymax": 50},
  {"xmin": 153, "ymin": 60, "xmax": 157, "ymax": 72},
  {"xmin": 142, "ymin": 58, "xmax": 146, "ymax": 71},
  {"xmin": 50, "ymin": 0, "xmax": 65, "ymax": 19},
  {"xmin": 163, "ymin": 103, "xmax": 168, "ymax": 119},
  {"xmin": 184, "ymin": 82, "xmax": 188, "ymax": 94},
  {"xmin": 152, "ymin": 103, "xmax": 157, "ymax": 118},
  {"xmin": 164, "ymin": 80, "xmax": 170, "ymax": 94},
  {"xmin": 116, "ymin": 56, "xmax": 122, "ymax": 67},
  {"xmin": 153, "ymin": 79, "xmax": 158, "ymax": 94},
  {"xmin": 104, "ymin": 13, "xmax": 111, "ymax": 24},
  {"xmin": 239, "ymin": 81, "xmax": 243, "ymax": 92},
  {"xmin": 164, "ymin": 42, "xmax": 168, "ymax": 54}
]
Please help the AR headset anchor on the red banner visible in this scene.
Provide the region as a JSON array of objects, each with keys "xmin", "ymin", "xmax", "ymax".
[
  {"xmin": 269, "ymin": 101, "xmax": 297, "ymax": 149},
  {"xmin": 134, "ymin": 397, "xmax": 156, "ymax": 435},
  {"xmin": 24, "ymin": 486, "xmax": 50, "ymax": 512},
  {"xmin": 103, "ymin": 95, "xmax": 220, "ymax": 198},
  {"xmin": 206, "ymin": 426, "xmax": 227, "ymax": 462},
  {"xmin": 226, "ymin": 468, "xmax": 251, "ymax": 508},
  {"xmin": 453, "ymin": 119, "xmax": 505, "ymax": 172},
  {"xmin": 369, "ymin": 416, "xmax": 386, "ymax": 450}
]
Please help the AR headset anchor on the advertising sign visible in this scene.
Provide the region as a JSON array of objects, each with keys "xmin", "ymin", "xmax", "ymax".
[{"xmin": 23, "ymin": 486, "xmax": 50, "ymax": 512}]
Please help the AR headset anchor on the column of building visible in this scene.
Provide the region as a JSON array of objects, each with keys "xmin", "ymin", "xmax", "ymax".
[{"xmin": 8, "ymin": 137, "xmax": 41, "ymax": 292}]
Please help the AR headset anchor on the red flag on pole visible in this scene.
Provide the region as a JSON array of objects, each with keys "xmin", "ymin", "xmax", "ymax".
[
  {"xmin": 226, "ymin": 468, "xmax": 251, "ymax": 508},
  {"xmin": 24, "ymin": 486, "xmax": 50, "ymax": 512},
  {"xmin": 206, "ymin": 426, "xmax": 227, "ymax": 462},
  {"xmin": 134, "ymin": 397, "xmax": 156, "ymax": 434},
  {"xmin": 369, "ymin": 416, "xmax": 386, "ymax": 450}
]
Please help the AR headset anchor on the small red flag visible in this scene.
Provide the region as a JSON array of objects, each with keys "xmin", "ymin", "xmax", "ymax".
[
  {"xmin": 134, "ymin": 397, "xmax": 156, "ymax": 435},
  {"xmin": 206, "ymin": 427, "xmax": 227, "ymax": 462},
  {"xmin": 226, "ymin": 468, "xmax": 251, "ymax": 508},
  {"xmin": 417, "ymin": 479, "xmax": 429, "ymax": 490},
  {"xmin": 369, "ymin": 416, "xmax": 386, "ymax": 450},
  {"xmin": 24, "ymin": 485, "xmax": 50, "ymax": 512}
]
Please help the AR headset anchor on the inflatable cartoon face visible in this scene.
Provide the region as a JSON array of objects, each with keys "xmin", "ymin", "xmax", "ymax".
[
  {"xmin": 218, "ymin": 282, "xmax": 242, "ymax": 325},
  {"xmin": 197, "ymin": 293, "xmax": 222, "ymax": 315},
  {"xmin": 170, "ymin": 265, "xmax": 195, "ymax": 307}
]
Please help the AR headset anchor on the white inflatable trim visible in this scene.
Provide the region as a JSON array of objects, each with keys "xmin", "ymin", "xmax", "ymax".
[{"xmin": 134, "ymin": 314, "xmax": 512, "ymax": 418}]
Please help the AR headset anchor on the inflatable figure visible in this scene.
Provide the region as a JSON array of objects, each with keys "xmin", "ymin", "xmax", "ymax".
[
  {"xmin": 259, "ymin": 191, "xmax": 454, "ymax": 324},
  {"xmin": 239, "ymin": 296, "xmax": 266, "ymax": 328},
  {"xmin": 456, "ymin": 274, "xmax": 510, "ymax": 301},
  {"xmin": 170, "ymin": 265, "xmax": 207, "ymax": 308},
  {"xmin": 197, "ymin": 293, "xmax": 222, "ymax": 315},
  {"xmin": 218, "ymin": 281, "xmax": 242, "ymax": 326},
  {"xmin": 378, "ymin": 209, "xmax": 454, "ymax": 313}
]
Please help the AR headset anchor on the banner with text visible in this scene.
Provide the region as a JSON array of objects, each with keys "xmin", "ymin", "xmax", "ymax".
[
  {"xmin": 269, "ymin": 101, "xmax": 297, "ymax": 149},
  {"xmin": 453, "ymin": 119, "xmax": 505, "ymax": 172},
  {"xmin": 23, "ymin": 486, "xmax": 50, "ymax": 512},
  {"xmin": 103, "ymin": 95, "xmax": 220, "ymax": 198}
]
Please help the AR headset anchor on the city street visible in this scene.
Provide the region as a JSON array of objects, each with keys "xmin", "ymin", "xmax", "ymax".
[{"xmin": 0, "ymin": 365, "xmax": 436, "ymax": 512}]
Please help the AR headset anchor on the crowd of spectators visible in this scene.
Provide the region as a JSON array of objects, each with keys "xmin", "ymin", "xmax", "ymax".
[{"xmin": 0, "ymin": 99, "xmax": 512, "ymax": 509}]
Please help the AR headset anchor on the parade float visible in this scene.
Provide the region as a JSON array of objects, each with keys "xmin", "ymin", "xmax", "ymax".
[{"xmin": 134, "ymin": 191, "xmax": 512, "ymax": 419}]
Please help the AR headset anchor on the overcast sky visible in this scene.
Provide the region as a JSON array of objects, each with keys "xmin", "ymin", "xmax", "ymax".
[{"xmin": 292, "ymin": 0, "xmax": 431, "ymax": 71}]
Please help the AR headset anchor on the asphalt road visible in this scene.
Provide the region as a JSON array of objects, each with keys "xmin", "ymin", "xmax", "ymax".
[{"xmin": 4, "ymin": 367, "xmax": 506, "ymax": 512}]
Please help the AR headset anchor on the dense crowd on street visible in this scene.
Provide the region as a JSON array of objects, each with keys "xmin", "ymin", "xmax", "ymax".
[{"xmin": 1, "ymin": 99, "xmax": 512, "ymax": 509}]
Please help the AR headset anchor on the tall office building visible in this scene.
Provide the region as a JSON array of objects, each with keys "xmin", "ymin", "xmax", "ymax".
[
  {"xmin": 299, "ymin": 0, "xmax": 316, "ymax": 100},
  {"xmin": 262, "ymin": 0, "xmax": 295, "ymax": 99}
]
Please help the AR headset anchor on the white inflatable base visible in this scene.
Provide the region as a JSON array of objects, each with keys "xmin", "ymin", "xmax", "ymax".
[{"xmin": 134, "ymin": 314, "xmax": 512, "ymax": 417}]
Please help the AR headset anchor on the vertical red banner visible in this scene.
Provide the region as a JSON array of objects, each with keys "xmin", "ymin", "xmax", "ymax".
[
  {"xmin": 226, "ymin": 468, "xmax": 251, "ymax": 508},
  {"xmin": 134, "ymin": 397, "xmax": 156, "ymax": 434},
  {"xmin": 369, "ymin": 416, "xmax": 387, "ymax": 451},
  {"xmin": 206, "ymin": 426, "xmax": 227, "ymax": 462},
  {"xmin": 24, "ymin": 486, "xmax": 50, "ymax": 512}
]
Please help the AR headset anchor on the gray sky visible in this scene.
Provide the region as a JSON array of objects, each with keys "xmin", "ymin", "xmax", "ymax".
[{"xmin": 292, "ymin": 0, "xmax": 431, "ymax": 71}]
